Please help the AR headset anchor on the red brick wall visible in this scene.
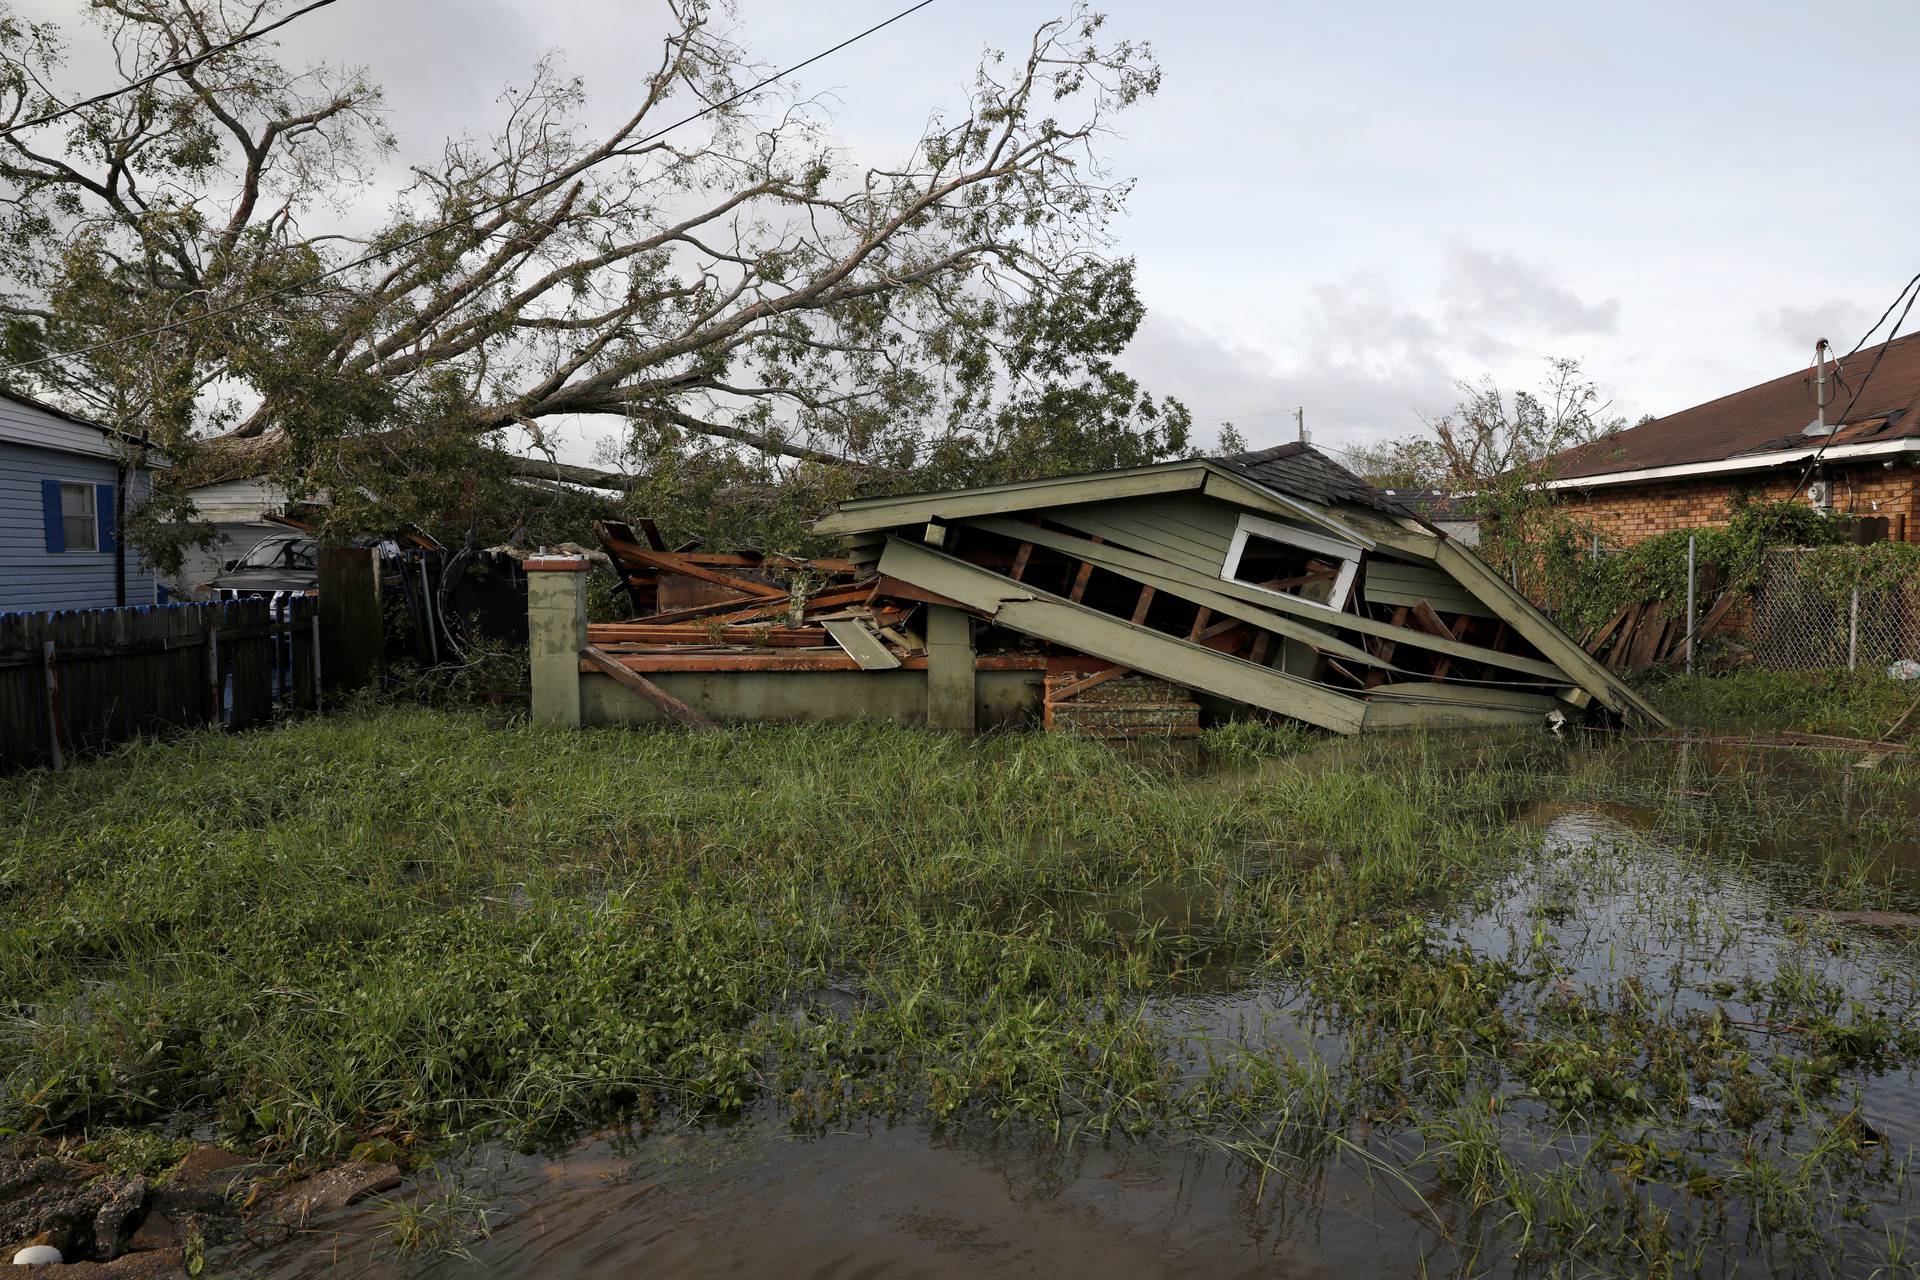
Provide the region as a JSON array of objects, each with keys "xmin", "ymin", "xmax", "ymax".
[{"xmin": 1551, "ymin": 460, "xmax": 1920, "ymax": 545}]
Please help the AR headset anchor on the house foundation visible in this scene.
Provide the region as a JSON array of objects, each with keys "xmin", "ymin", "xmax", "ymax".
[{"xmin": 528, "ymin": 557, "xmax": 1039, "ymax": 731}]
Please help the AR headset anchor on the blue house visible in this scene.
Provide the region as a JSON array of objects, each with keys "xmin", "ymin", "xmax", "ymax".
[{"xmin": 0, "ymin": 389, "xmax": 161, "ymax": 612}]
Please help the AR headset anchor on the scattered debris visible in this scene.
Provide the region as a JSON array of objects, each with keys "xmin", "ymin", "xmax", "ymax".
[
  {"xmin": 269, "ymin": 1161, "xmax": 402, "ymax": 1226},
  {"xmin": 1581, "ymin": 587, "xmax": 1739, "ymax": 676},
  {"xmin": 1804, "ymin": 910, "xmax": 1920, "ymax": 929},
  {"xmin": 1636, "ymin": 731, "xmax": 1913, "ymax": 756}
]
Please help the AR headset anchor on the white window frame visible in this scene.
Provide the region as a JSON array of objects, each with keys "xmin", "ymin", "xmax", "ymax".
[
  {"xmin": 1220, "ymin": 513, "xmax": 1361, "ymax": 613},
  {"xmin": 57, "ymin": 479, "xmax": 100, "ymax": 553}
]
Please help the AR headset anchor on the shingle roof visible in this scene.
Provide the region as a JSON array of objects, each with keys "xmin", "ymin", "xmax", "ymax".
[
  {"xmin": 1384, "ymin": 490, "xmax": 1481, "ymax": 521},
  {"xmin": 1546, "ymin": 332, "xmax": 1920, "ymax": 481},
  {"xmin": 1211, "ymin": 442, "xmax": 1415, "ymax": 518}
]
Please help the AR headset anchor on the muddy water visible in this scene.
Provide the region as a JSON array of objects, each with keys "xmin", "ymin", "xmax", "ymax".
[
  {"xmin": 251, "ymin": 1121, "xmax": 1439, "ymax": 1279},
  {"xmin": 235, "ymin": 741, "xmax": 1920, "ymax": 1278}
]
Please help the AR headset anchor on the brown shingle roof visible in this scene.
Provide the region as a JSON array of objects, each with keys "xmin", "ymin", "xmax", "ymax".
[
  {"xmin": 1546, "ymin": 331, "xmax": 1920, "ymax": 481},
  {"xmin": 1212, "ymin": 442, "xmax": 1415, "ymax": 518}
]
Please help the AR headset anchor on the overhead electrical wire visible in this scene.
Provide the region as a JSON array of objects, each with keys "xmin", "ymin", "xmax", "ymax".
[
  {"xmin": 1790, "ymin": 270, "xmax": 1920, "ymax": 498},
  {"xmin": 0, "ymin": 0, "xmax": 937, "ymax": 376},
  {"xmin": 0, "ymin": 0, "xmax": 345, "ymax": 139}
]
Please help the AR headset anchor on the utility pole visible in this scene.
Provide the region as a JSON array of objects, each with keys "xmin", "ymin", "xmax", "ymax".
[{"xmin": 1294, "ymin": 406, "xmax": 1307, "ymax": 445}]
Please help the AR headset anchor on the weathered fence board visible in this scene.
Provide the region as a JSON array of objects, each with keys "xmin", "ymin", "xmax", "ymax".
[
  {"xmin": 0, "ymin": 597, "xmax": 319, "ymax": 772},
  {"xmin": 318, "ymin": 547, "xmax": 382, "ymax": 700}
]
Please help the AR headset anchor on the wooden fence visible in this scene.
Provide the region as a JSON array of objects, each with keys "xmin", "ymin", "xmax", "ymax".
[{"xmin": 0, "ymin": 596, "xmax": 321, "ymax": 772}]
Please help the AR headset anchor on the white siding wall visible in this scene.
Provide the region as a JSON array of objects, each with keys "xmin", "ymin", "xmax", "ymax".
[
  {"xmin": 0, "ymin": 439, "xmax": 159, "ymax": 612},
  {"xmin": 172, "ymin": 521, "xmax": 285, "ymax": 599}
]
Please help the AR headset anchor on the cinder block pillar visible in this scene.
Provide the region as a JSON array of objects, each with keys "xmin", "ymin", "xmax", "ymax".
[
  {"xmin": 925, "ymin": 604, "xmax": 976, "ymax": 732},
  {"xmin": 527, "ymin": 555, "xmax": 590, "ymax": 727}
]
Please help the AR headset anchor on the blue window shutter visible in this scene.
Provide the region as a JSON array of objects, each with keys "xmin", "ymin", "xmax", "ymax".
[
  {"xmin": 40, "ymin": 479, "xmax": 64, "ymax": 553},
  {"xmin": 96, "ymin": 482, "xmax": 116, "ymax": 553}
]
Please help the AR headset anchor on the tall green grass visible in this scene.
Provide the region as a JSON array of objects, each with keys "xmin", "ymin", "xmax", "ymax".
[
  {"xmin": 4, "ymin": 707, "xmax": 1918, "ymax": 1274},
  {"xmin": 1652, "ymin": 669, "xmax": 1920, "ymax": 739},
  {"xmin": 0, "ymin": 710, "xmax": 1538, "ymax": 1157}
]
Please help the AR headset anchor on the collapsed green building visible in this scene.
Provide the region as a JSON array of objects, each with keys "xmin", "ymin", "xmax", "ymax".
[{"xmin": 529, "ymin": 444, "xmax": 1665, "ymax": 735}]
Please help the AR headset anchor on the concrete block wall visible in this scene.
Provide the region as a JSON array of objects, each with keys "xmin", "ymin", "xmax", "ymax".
[{"xmin": 527, "ymin": 558, "xmax": 1034, "ymax": 732}]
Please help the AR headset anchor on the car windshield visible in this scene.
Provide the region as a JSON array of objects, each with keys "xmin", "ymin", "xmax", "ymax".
[{"xmin": 239, "ymin": 537, "xmax": 316, "ymax": 570}]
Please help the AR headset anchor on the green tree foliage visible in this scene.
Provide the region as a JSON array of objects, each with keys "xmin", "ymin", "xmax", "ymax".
[{"xmin": 0, "ymin": 2, "xmax": 1187, "ymax": 557}]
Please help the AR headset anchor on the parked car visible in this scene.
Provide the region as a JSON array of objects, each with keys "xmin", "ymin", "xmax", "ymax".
[{"xmin": 204, "ymin": 534, "xmax": 318, "ymax": 599}]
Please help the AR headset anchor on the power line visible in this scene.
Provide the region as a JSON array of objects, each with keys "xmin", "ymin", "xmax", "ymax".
[
  {"xmin": 0, "ymin": 0, "xmax": 344, "ymax": 140},
  {"xmin": 1790, "ymin": 271, "xmax": 1920, "ymax": 499},
  {"xmin": 2, "ymin": 0, "xmax": 937, "ymax": 376}
]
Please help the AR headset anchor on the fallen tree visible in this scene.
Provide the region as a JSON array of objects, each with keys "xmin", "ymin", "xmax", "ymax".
[{"xmin": 0, "ymin": 1, "xmax": 1186, "ymax": 556}]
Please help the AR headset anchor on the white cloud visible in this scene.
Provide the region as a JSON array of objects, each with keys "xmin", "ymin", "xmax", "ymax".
[{"xmin": 1124, "ymin": 248, "xmax": 1624, "ymax": 456}]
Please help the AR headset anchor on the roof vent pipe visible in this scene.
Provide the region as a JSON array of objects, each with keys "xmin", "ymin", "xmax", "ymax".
[{"xmin": 1806, "ymin": 338, "xmax": 1835, "ymax": 436}]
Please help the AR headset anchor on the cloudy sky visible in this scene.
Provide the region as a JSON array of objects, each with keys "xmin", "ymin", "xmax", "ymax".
[{"xmin": 19, "ymin": 0, "xmax": 1915, "ymax": 464}]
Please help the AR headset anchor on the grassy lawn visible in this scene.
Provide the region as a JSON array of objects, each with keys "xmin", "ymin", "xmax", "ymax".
[
  {"xmin": 1651, "ymin": 669, "xmax": 1920, "ymax": 740},
  {"xmin": 4, "ymin": 675, "xmax": 1919, "ymax": 1273}
]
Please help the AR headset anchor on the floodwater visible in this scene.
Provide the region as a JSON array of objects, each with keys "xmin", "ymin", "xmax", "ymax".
[{"xmin": 235, "ymin": 740, "xmax": 1920, "ymax": 1279}]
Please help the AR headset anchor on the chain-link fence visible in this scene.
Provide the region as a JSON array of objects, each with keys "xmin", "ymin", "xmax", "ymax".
[{"xmin": 1749, "ymin": 549, "xmax": 1920, "ymax": 673}]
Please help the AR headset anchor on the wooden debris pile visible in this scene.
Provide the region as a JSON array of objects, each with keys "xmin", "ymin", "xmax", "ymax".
[
  {"xmin": 588, "ymin": 519, "xmax": 954, "ymax": 673},
  {"xmin": 1580, "ymin": 589, "xmax": 1741, "ymax": 676}
]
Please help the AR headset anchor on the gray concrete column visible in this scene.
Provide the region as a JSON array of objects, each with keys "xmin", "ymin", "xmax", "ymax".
[
  {"xmin": 527, "ymin": 555, "xmax": 590, "ymax": 726},
  {"xmin": 924, "ymin": 604, "xmax": 976, "ymax": 732}
]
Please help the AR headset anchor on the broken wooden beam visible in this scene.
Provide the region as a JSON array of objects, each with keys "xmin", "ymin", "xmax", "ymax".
[{"xmin": 580, "ymin": 644, "xmax": 719, "ymax": 730}]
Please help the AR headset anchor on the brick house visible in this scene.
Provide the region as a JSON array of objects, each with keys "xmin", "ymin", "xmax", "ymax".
[{"xmin": 1542, "ymin": 334, "xmax": 1920, "ymax": 544}]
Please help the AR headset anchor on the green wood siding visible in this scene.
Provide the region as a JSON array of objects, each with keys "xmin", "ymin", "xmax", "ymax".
[
  {"xmin": 1363, "ymin": 559, "xmax": 1496, "ymax": 619},
  {"xmin": 877, "ymin": 537, "xmax": 1366, "ymax": 734},
  {"xmin": 964, "ymin": 514, "xmax": 1570, "ymax": 682},
  {"xmin": 814, "ymin": 464, "xmax": 1208, "ymax": 535}
]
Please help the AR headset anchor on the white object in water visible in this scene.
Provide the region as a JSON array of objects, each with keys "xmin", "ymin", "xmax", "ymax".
[{"xmin": 11, "ymin": 1245, "xmax": 64, "ymax": 1266}]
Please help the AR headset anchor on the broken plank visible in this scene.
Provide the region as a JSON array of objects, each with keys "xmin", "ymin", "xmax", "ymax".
[
  {"xmin": 1606, "ymin": 601, "xmax": 1645, "ymax": 672},
  {"xmin": 1585, "ymin": 604, "xmax": 1633, "ymax": 656},
  {"xmin": 599, "ymin": 533, "xmax": 787, "ymax": 598},
  {"xmin": 1625, "ymin": 607, "xmax": 1668, "ymax": 675},
  {"xmin": 638, "ymin": 593, "xmax": 776, "ymax": 626},
  {"xmin": 1408, "ymin": 600, "xmax": 1459, "ymax": 640},
  {"xmin": 871, "ymin": 575, "xmax": 977, "ymax": 613},
  {"xmin": 1049, "ymin": 666, "xmax": 1133, "ymax": 702},
  {"xmin": 1430, "ymin": 539, "xmax": 1668, "ymax": 726},
  {"xmin": 587, "ymin": 625, "xmax": 829, "ymax": 647},
  {"xmin": 580, "ymin": 644, "xmax": 719, "ymax": 730},
  {"xmin": 1361, "ymin": 698, "xmax": 1547, "ymax": 730},
  {"xmin": 1695, "ymin": 590, "xmax": 1740, "ymax": 640},
  {"xmin": 1069, "ymin": 535, "xmax": 1105, "ymax": 602},
  {"xmin": 822, "ymin": 617, "xmax": 904, "ymax": 670},
  {"xmin": 1409, "ymin": 601, "xmax": 1459, "ymax": 679}
]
